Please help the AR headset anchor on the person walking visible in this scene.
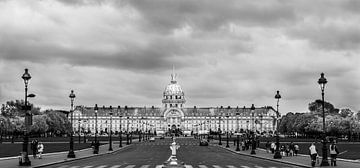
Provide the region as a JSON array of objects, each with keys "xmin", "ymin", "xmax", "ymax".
[
  {"xmin": 270, "ymin": 142, "xmax": 275, "ymax": 153},
  {"xmin": 329, "ymin": 141, "xmax": 339, "ymax": 166},
  {"xmin": 37, "ymin": 142, "xmax": 44, "ymax": 159},
  {"xmin": 31, "ymin": 139, "xmax": 38, "ymax": 159},
  {"xmin": 294, "ymin": 143, "xmax": 299, "ymax": 156},
  {"xmin": 309, "ymin": 142, "xmax": 318, "ymax": 167},
  {"xmin": 265, "ymin": 141, "xmax": 270, "ymax": 153}
]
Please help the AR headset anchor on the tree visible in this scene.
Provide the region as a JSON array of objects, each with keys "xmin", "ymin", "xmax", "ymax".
[
  {"xmin": 44, "ymin": 110, "xmax": 71, "ymax": 136},
  {"xmin": 30, "ymin": 115, "xmax": 49, "ymax": 136},
  {"xmin": 1, "ymin": 100, "xmax": 41, "ymax": 118},
  {"xmin": 308, "ymin": 99, "xmax": 339, "ymax": 115},
  {"xmin": 340, "ymin": 108, "xmax": 354, "ymax": 118}
]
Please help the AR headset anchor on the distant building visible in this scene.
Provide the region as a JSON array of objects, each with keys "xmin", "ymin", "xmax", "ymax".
[{"xmin": 71, "ymin": 71, "xmax": 279, "ymax": 135}]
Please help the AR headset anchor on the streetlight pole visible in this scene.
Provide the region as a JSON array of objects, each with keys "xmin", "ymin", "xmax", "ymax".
[
  {"xmin": 67, "ymin": 90, "xmax": 76, "ymax": 158},
  {"xmin": 250, "ymin": 104, "xmax": 256, "ymax": 155},
  {"xmin": 226, "ymin": 114, "xmax": 229, "ymax": 148},
  {"xmin": 118, "ymin": 106, "xmax": 122, "ymax": 148},
  {"xmin": 274, "ymin": 90, "xmax": 282, "ymax": 159},
  {"xmin": 94, "ymin": 104, "xmax": 99, "ymax": 154},
  {"xmin": 108, "ymin": 106, "xmax": 113, "ymax": 151},
  {"xmin": 218, "ymin": 116, "xmax": 222, "ymax": 145},
  {"xmin": 20, "ymin": 68, "xmax": 32, "ymax": 166},
  {"xmin": 78, "ymin": 118, "xmax": 81, "ymax": 143},
  {"xmin": 236, "ymin": 111, "xmax": 240, "ymax": 151},
  {"xmin": 318, "ymin": 73, "xmax": 329, "ymax": 166}
]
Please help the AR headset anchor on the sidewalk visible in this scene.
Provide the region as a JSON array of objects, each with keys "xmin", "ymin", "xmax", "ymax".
[
  {"xmin": 211, "ymin": 140, "xmax": 360, "ymax": 168},
  {"xmin": 0, "ymin": 141, "xmax": 133, "ymax": 168}
]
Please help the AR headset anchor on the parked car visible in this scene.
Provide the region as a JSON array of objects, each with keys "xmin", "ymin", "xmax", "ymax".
[
  {"xmin": 199, "ymin": 139, "xmax": 208, "ymax": 146},
  {"xmin": 149, "ymin": 137, "xmax": 155, "ymax": 142}
]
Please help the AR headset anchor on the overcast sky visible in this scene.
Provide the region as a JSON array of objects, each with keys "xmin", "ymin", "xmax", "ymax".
[{"xmin": 0, "ymin": 0, "xmax": 359, "ymax": 115}]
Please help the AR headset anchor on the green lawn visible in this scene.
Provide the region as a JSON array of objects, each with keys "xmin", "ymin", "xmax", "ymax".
[{"xmin": 0, "ymin": 143, "xmax": 93, "ymax": 158}]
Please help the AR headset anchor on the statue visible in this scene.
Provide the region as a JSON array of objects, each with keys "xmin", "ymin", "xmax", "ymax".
[{"xmin": 170, "ymin": 139, "xmax": 180, "ymax": 156}]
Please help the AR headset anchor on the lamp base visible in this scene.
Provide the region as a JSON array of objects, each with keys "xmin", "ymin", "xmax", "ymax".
[
  {"xmin": 273, "ymin": 151, "xmax": 282, "ymax": 159},
  {"xmin": 19, "ymin": 152, "xmax": 31, "ymax": 166},
  {"xmin": 67, "ymin": 150, "xmax": 76, "ymax": 158}
]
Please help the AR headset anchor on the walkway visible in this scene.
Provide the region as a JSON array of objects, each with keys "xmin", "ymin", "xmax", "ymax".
[
  {"xmin": 0, "ymin": 141, "xmax": 132, "ymax": 168},
  {"xmin": 211, "ymin": 140, "xmax": 360, "ymax": 168}
]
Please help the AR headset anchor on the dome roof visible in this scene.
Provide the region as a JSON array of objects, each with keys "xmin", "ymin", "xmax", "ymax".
[{"xmin": 164, "ymin": 83, "xmax": 183, "ymax": 95}]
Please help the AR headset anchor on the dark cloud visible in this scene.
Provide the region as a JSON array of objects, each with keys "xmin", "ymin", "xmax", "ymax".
[
  {"xmin": 289, "ymin": 25, "xmax": 360, "ymax": 50},
  {"xmin": 125, "ymin": 0, "xmax": 297, "ymax": 34}
]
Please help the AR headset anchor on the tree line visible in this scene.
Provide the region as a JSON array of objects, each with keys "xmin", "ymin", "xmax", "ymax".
[
  {"xmin": 0, "ymin": 100, "xmax": 71, "ymax": 139},
  {"xmin": 278, "ymin": 99, "xmax": 360, "ymax": 140}
]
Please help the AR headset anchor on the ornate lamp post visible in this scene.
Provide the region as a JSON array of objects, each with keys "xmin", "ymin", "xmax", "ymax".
[
  {"xmin": 93, "ymin": 104, "xmax": 99, "ymax": 154},
  {"xmin": 274, "ymin": 90, "xmax": 282, "ymax": 159},
  {"xmin": 218, "ymin": 116, "xmax": 222, "ymax": 145},
  {"xmin": 126, "ymin": 106, "xmax": 130, "ymax": 145},
  {"xmin": 250, "ymin": 104, "xmax": 256, "ymax": 155},
  {"xmin": 236, "ymin": 111, "xmax": 240, "ymax": 151},
  {"xmin": 108, "ymin": 106, "xmax": 113, "ymax": 151},
  {"xmin": 67, "ymin": 90, "xmax": 76, "ymax": 158},
  {"xmin": 118, "ymin": 106, "xmax": 122, "ymax": 148},
  {"xmin": 226, "ymin": 114, "xmax": 230, "ymax": 148},
  {"xmin": 318, "ymin": 73, "xmax": 329, "ymax": 166},
  {"xmin": 78, "ymin": 118, "xmax": 81, "ymax": 143},
  {"xmin": 20, "ymin": 68, "xmax": 33, "ymax": 166}
]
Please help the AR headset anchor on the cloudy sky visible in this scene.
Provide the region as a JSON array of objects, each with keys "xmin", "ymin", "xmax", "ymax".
[{"xmin": 0, "ymin": 0, "xmax": 359, "ymax": 115}]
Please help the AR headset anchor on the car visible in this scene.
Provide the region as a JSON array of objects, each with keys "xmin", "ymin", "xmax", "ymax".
[
  {"xmin": 199, "ymin": 139, "xmax": 209, "ymax": 146},
  {"xmin": 149, "ymin": 137, "xmax": 155, "ymax": 142}
]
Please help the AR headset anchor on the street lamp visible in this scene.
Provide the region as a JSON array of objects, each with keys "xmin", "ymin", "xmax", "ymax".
[
  {"xmin": 118, "ymin": 106, "xmax": 122, "ymax": 148},
  {"xmin": 67, "ymin": 90, "xmax": 76, "ymax": 158},
  {"xmin": 236, "ymin": 110, "xmax": 240, "ymax": 151},
  {"xmin": 250, "ymin": 104, "xmax": 256, "ymax": 155},
  {"xmin": 318, "ymin": 73, "xmax": 330, "ymax": 166},
  {"xmin": 93, "ymin": 104, "xmax": 99, "ymax": 154},
  {"xmin": 218, "ymin": 116, "xmax": 222, "ymax": 145},
  {"xmin": 274, "ymin": 90, "xmax": 282, "ymax": 159},
  {"xmin": 19, "ymin": 68, "xmax": 34, "ymax": 166},
  {"xmin": 125, "ymin": 106, "xmax": 130, "ymax": 145},
  {"xmin": 108, "ymin": 106, "xmax": 113, "ymax": 151},
  {"xmin": 78, "ymin": 118, "xmax": 81, "ymax": 143},
  {"xmin": 226, "ymin": 114, "xmax": 230, "ymax": 148}
]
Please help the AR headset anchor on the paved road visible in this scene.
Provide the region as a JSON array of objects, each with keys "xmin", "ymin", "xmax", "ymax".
[{"xmin": 40, "ymin": 137, "xmax": 301, "ymax": 168}]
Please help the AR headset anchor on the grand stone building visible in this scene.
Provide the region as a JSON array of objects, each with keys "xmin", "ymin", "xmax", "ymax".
[{"xmin": 72, "ymin": 72, "xmax": 279, "ymax": 135}]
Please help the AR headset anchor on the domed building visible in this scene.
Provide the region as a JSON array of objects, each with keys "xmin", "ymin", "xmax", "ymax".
[{"xmin": 72, "ymin": 70, "xmax": 279, "ymax": 137}]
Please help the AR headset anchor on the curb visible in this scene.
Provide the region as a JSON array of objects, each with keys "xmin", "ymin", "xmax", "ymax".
[
  {"xmin": 33, "ymin": 144, "xmax": 133, "ymax": 168},
  {"xmin": 213, "ymin": 144, "xmax": 312, "ymax": 168}
]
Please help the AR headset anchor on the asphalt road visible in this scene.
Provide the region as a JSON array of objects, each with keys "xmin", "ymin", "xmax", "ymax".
[{"xmin": 42, "ymin": 137, "xmax": 302, "ymax": 168}]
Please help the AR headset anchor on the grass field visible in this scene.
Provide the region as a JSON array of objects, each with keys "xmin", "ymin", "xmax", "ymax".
[{"xmin": 0, "ymin": 143, "xmax": 93, "ymax": 158}]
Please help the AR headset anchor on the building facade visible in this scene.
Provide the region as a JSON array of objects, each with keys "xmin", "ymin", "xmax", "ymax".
[{"xmin": 72, "ymin": 72, "xmax": 279, "ymax": 135}]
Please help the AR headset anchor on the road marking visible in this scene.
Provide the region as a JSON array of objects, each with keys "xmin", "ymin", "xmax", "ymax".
[
  {"xmin": 68, "ymin": 166, "xmax": 80, "ymax": 168},
  {"xmin": 226, "ymin": 166, "xmax": 236, "ymax": 168},
  {"xmin": 184, "ymin": 165, "xmax": 193, "ymax": 168},
  {"xmin": 254, "ymin": 166, "xmax": 264, "ymax": 168},
  {"xmin": 57, "ymin": 166, "xmax": 68, "ymax": 168},
  {"xmin": 213, "ymin": 165, "xmax": 222, "ymax": 168},
  {"xmin": 199, "ymin": 165, "xmax": 208, "ymax": 168},
  {"xmin": 155, "ymin": 165, "xmax": 163, "ymax": 168},
  {"xmin": 124, "ymin": 165, "xmax": 135, "ymax": 168},
  {"xmin": 95, "ymin": 166, "xmax": 108, "ymax": 168},
  {"xmin": 109, "ymin": 165, "xmax": 122, "ymax": 168},
  {"xmin": 83, "ymin": 166, "xmax": 93, "ymax": 168},
  {"xmin": 240, "ymin": 166, "xmax": 250, "ymax": 168},
  {"xmin": 139, "ymin": 165, "xmax": 150, "ymax": 168}
]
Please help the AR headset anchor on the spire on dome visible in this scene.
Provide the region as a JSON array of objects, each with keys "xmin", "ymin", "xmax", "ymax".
[{"xmin": 171, "ymin": 65, "xmax": 177, "ymax": 84}]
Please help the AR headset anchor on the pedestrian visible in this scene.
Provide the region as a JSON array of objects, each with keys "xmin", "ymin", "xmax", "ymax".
[
  {"xmin": 31, "ymin": 140, "xmax": 36, "ymax": 159},
  {"xmin": 233, "ymin": 139, "xmax": 236, "ymax": 146},
  {"xmin": 294, "ymin": 144, "xmax": 299, "ymax": 156},
  {"xmin": 309, "ymin": 142, "xmax": 318, "ymax": 167},
  {"xmin": 329, "ymin": 141, "xmax": 339, "ymax": 166},
  {"xmin": 270, "ymin": 142, "xmax": 275, "ymax": 153},
  {"xmin": 285, "ymin": 144, "xmax": 290, "ymax": 156},
  {"xmin": 280, "ymin": 145, "xmax": 285, "ymax": 156},
  {"xmin": 37, "ymin": 142, "xmax": 44, "ymax": 159},
  {"xmin": 265, "ymin": 141, "xmax": 270, "ymax": 153},
  {"xmin": 289, "ymin": 142, "xmax": 295, "ymax": 156}
]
